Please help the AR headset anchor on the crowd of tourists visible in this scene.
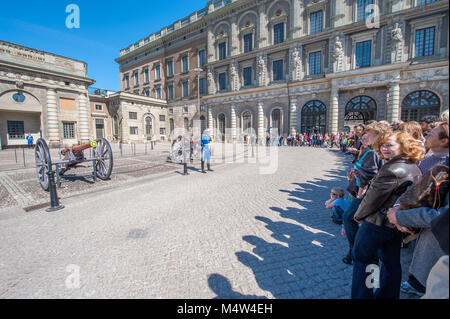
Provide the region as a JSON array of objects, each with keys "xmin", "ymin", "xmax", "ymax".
[
  {"xmin": 324, "ymin": 111, "xmax": 449, "ymax": 299},
  {"xmin": 266, "ymin": 132, "xmax": 340, "ymax": 147}
]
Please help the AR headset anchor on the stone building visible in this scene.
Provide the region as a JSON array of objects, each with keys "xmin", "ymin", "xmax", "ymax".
[{"xmin": 117, "ymin": 0, "xmax": 449, "ymax": 142}]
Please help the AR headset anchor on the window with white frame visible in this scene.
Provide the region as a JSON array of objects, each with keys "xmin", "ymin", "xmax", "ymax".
[
  {"xmin": 129, "ymin": 112, "xmax": 138, "ymax": 119},
  {"xmin": 182, "ymin": 80, "xmax": 189, "ymax": 97},
  {"xmin": 182, "ymin": 55, "xmax": 189, "ymax": 73},
  {"xmin": 310, "ymin": 10, "xmax": 323, "ymax": 34},
  {"xmin": 124, "ymin": 74, "xmax": 130, "ymax": 89},
  {"xmin": 167, "ymin": 84, "xmax": 174, "ymax": 100},
  {"xmin": 198, "ymin": 50, "xmax": 206, "ymax": 67},
  {"xmin": 199, "ymin": 78, "xmax": 206, "ymax": 95},
  {"xmin": 355, "ymin": 40, "xmax": 372, "ymax": 68},
  {"xmin": 144, "ymin": 67, "xmax": 149, "ymax": 83},
  {"xmin": 167, "ymin": 60, "xmax": 174, "ymax": 77},
  {"xmin": 134, "ymin": 71, "xmax": 139, "ymax": 86},
  {"xmin": 130, "ymin": 126, "xmax": 138, "ymax": 135},
  {"xmin": 95, "ymin": 104, "xmax": 102, "ymax": 111},
  {"xmin": 155, "ymin": 64, "xmax": 161, "ymax": 80},
  {"xmin": 155, "ymin": 85, "xmax": 162, "ymax": 99},
  {"xmin": 143, "ymin": 87, "xmax": 150, "ymax": 97},
  {"xmin": 63, "ymin": 122, "xmax": 76, "ymax": 139}
]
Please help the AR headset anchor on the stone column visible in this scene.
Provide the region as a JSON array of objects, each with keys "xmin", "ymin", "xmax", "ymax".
[
  {"xmin": 46, "ymin": 88, "xmax": 60, "ymax": 146},
  {"xmin": 231, "ymin": 104, "xmax": 237, "ymax": 141},
  {"xmin": 329, "ymin": 89, "xmax": 339, "ymax": 134},
  {"xmin": 290, "ymin": 99, "xmax": 298, "ymax": 135},
  {"xmin": 207, "ymin": 26, "xmax": 215, "ymax": 63},
  {"xmin": 388, "ymin": 82, "xmax": 401, "ymax": 123},
  {"xmin": 257, "ymin": 5, "xmax": 268, "ymax": 49},
  {"xmin": 231, "ymin": 17, "xmax": 239, "ymax": 57},
  {"xmin": 258, "ymin": 102, "xmax": 265, "ymax": 142},
  {"xmin": 77, "ymin": 93, "xmax": 90, "ymax": 143}
]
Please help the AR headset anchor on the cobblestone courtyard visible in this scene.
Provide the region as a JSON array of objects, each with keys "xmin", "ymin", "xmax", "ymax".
[{"xmin": 0, "ymin": 147, "xmax": 416, "ymax": 299}]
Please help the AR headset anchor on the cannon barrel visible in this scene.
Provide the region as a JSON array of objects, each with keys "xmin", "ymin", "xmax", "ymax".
[{"xmin": 71, "ymin": 142, "xmax": 92, "ymax": 154}]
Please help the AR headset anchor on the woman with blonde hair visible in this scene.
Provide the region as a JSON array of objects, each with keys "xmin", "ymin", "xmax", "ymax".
[
  {"xmin": 351, "ymin": 131, "xmax": 424, "ymax": 299},
  {"xmin": 399, "ymin": 121, "xmax": 423, "ymax": 141}
]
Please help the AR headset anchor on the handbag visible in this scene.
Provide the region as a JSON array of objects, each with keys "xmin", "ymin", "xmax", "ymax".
[{"xmin": 398, "ymin": 163, "xmax": 449, "ymax": 243}]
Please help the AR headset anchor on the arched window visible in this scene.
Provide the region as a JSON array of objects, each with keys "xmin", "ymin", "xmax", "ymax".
[
  {"xmin": 242, "ymin": 111, "xmax": 252, "ymax": 131},
  {"xmin": 301, "ymin": 100, "xmax": 327, "ymax": 134},
  {"xmin": 401, "ymin": 90, "xmax": 441, "ymax": 122},
  {"xmin": 145, "ymin": 116, "xmax": 153, "ymax": 136},
  {"xmin": 271, "ymin": 109, "xmax": 281, "ymax": 135},
  {"xmin": 200, "ymin": 115, "xmax": 206, "ymax": 134},
  {"xmin": 344, "ymin": 112, "xmax": 365, "ymax": 121},
  {"xmin": 345, "ymin": 96, "xmax": 377, "ymax": 123}
]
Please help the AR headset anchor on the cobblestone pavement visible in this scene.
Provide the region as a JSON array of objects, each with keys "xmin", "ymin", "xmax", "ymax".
[{"xmin": 0, "ymin": 147, "xmax": 417, "ymax": 299}]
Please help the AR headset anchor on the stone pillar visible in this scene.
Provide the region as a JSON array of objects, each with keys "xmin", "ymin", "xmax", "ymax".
[
  {"xmin": 77, "ymin": 93, "xmax": 90, "ymax": 143},
  {"xmin": 208, "ymin": 106, "xmax": 214, "ymax": 132},
  {"xmin": 290, "ymin": 99, "xmax": 298, "ymax": 135},
  {"xmin": 258, "ymin": 102, "xmax": 265, "ymax": 142},
  {"xmin": 46, "ymin": 88, "xmax": 60, "ymax": 146},
  {"xmin": 329, "ymin": 89, "xmax": 339, "ymax": 134},
  {"xmin": 257, "ymin": 5, "xmax": 268, "ymax": 49},
  {"xmin": 231, "ymin": 104, "xmax": 237, "ymax": 141},
  {"xmin": 388, "ymin": 82, "xmax": 401, "ymax": 123},
  {"xmin": 207, "ymin": 26, "xmax": 215, "ymax": 63},
  {"xmin": 291, "ymin": 0, "xmax": 303, "ymax": 39},
  {"xmin": 231, "ymin": 17, "xmax": 239, "ymax": 57}
]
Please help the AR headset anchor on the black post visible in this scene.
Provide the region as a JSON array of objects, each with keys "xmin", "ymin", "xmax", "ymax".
[
  {"xmin": 252, "ymin": 144, "xmax": 255, "ymax": 158},
  {"xmin": 55, "ymin": 164, "xmax": 61, "ymax": 188},
  {"xmin": 46, "ymin": 169, "xmax": 64, "ymax": 212},
  {"xmin": 14, "ymin": 147, "xmax": 17, "ymax": 163},
  {"xmin": 120, "ymin": 143, "xmax": 123, "ymax": 157},
  {"xmin": 183, "ymin": 162, "xmax": 188, "ymax": 175},
  {"xmin": 145, "ymin": 143, "xmax": 147, "ymax": 155},
  {"xmin": 92, "ymin": 159, "xmax": 97, "ymax": 182},
  {"xmin": 22, "ymin": 148, "xmax": 26, "ymax": 167},
  {"xmin": 151, "ymin": 141, "xmax": 154, "ymax": 150}
]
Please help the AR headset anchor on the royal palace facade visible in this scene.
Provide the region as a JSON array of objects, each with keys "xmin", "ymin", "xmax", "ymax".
[{"xmin": 117, "ymin": 0, "xmax": 449, "ymax": 142}]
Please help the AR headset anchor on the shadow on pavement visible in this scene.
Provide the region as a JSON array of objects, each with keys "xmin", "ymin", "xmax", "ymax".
[{"xmin": 208, "ymin": 274, "xmax": 267, "ymax": 299}]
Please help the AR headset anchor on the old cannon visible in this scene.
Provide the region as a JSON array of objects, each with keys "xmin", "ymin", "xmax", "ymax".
[{"xmin": 35, "ymin": 138, "xmax": 113, "ymax": 191}]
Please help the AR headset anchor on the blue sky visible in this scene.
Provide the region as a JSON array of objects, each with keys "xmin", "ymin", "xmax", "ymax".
[{"xmin": 0, "ymin": 0, "xmax": 208, "ymax": 91}]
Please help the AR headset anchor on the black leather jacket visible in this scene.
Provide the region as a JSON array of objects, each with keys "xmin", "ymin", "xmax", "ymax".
[{"xmin": 354, "ymin": 154, "xmax": 422, "ymax": 229}]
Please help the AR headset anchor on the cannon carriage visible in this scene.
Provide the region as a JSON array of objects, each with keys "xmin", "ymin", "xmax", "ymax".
[{"xmin": 35, "ymin": 138, "xmax": 113, "ymax": 191}]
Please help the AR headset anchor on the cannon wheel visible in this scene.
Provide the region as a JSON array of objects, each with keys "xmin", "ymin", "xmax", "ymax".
[
  {"xmin": 93, "ymin": 138, "xmax": 113, "ymax": 180},
  {"xmin": 35, "ymin": 138, "xmax": 52, "ymax": 191}
]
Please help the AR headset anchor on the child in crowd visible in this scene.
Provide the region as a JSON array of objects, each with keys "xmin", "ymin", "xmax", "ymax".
[{"xmin": 325, "ymin": 187, "xmax": 350, "ymax": 225}]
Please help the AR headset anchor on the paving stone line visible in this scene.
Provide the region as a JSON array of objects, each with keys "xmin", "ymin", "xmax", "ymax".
[{"xmin": 0, "ymin": 174, "xmax": 34, "ymax": 206}]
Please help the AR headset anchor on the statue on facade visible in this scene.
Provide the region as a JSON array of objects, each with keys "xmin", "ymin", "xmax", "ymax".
[
  {"xmin": 230, "ymin": 62, "xmax": 240, "ymax": 91},
  {"xmin": 290, "ymin": 49, "xmax": 302, "ymax": 81},
  {"xmin": 257, "ymin": 55, "xmax": 267, "ymax": 87},
  {"xmin": 207, "ymin": 67, "xmax": 216, "ymax": 95},
  {"xmin": 391, "ymin": 22, "xmax": 404, "ymax": 63},
  {"xmin": 331, "ymin": 35, "xmax": 344, "ymax": 72}
]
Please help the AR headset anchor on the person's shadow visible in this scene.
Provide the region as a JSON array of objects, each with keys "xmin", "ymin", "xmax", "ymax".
[{"xmin": 207, "ymin": 273, "xmax": 266, "ymax": 299}]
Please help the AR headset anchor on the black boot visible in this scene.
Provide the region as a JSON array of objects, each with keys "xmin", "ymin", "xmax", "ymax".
[
  {"xmin": 201, "ymin": 161, "xmax": 206, "ymax": 173},
  {"xmin": 342, "ymin": 249, "xmax": 352, "ymax": 265},
  {"xmin": 207, "ymin": 163, "xmax": 213, "ymax": 171}
]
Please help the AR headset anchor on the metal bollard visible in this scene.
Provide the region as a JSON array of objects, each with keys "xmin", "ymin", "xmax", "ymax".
[
  {"xmin": 14, "ymin": 147, "xmax": 17, "ymax": 163},
  {"xmin": 151, "ymin": 141, "xmax": 154, "ymax": 150},
  {"xmin": 55, "ymin": 164, "xmax": 61, "ymax": 188},
  {"xmin": 145, "ymin": 143, "xmax": 147, "ymax": 155},
  {"xmin": 120, "ymin": 143, "xmax": 123, "ymax": 157},
  {"xmin": 92, "ymin": 159, "xmax": 97, "ymax": 182},
  {"xmin": 252, "ymin": 145, "xmax": 255, "ymax": 158},
  {"xmin": 46, "ymin": 169, "xmax": 64, "ymax": 212},
  {"xmin": 22, "ymin": 148, "xmax": 26, "ymax": 167}
]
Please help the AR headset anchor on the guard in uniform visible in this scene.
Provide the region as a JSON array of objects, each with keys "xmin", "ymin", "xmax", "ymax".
[{"xmin": 199, "ymin": 130, "xmax": 213, "ymax": 173}]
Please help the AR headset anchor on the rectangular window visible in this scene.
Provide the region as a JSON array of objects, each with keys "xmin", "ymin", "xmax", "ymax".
[
  {"xmin": 273, "ymin": 60, "xmax": 283, "ymax": 81},
  {"xmin": 183, "ymin": 81, "xmax": 189, "ymax": 97},
  {"xmin": 274, "ymin": 23, "xmax": 284, "ymax": 45},
  {"xmin": 144, "ymin": 68, "xmax": 149, "ymax": 83},
  {"xmin": 129, "ymin": 112, "xmax": 137, "ymax": 120},
  {"xmin": 155, "ymin": 64, "xmax": 161, "ymax": 80},
  {"xmin": 199, "ymin": 78, "xmax": 206, "ymax": 95},
  {"xmin": 130, "ymin": 127, "xmax": 138, "ymax": 135},
  {"xmin": 219, "ymin": 73, "xmax": 227, "ymax": 91},
  {"xmin": 159, "ymin": 115, "xmax": 166, "ymax": 122},
  {"xmin": 244, "ymin": 34, "xmax": 253, "ymax": 53},
  {"xmin": 95, "ymin": 104, "xmax": 102, "ymax": 111},
  {"xmin": 167, "ymin": 60, "xmax": 174, "ymax": 76},
  {"xmin": 182, "ymin": 55, "xmax": 189, "ymax": 73},
  {"xmin": 7, "ymin": 120, "xmax": 24, "ymax": 139},
  {"xmin": 417, "ymin": 0, "xmax": 436, "ymax": 5},
  {"xmin": 199, "ymin": 50, "xmax": 206, "ymax": 67},
  {"xmin": 144, "ymin": 87, "xmax": 150, "ymax": 97},
  {"xmin": 155, "ymin": 86, "xmax": 162, "ymax": 99},
  {"xmin": 219, "ymin": 42, "xmax": 227, "ymax": 60},
  {"xmin": 167, "ymin": 84, "xmax": 174, "ymax": 100},
  {"xmin": 125, "ymin": 74, "xmax": 130, "ymax": 89},
  {"xmin": 415, "ymin": 26, "xmax": 435, "ymax": 58},
  {"xmin": 243, "ymin": 67, "xmax": 252, "ymax": 86},
  {"xmin": 169, "ymin": 108, "xmax": 174, "ymax": 114},
  {"xmin": 310, "ymin": 10, "xmax": 323, "ymax": 34},
  {"xmin": 134, "ymin": 71, "xmax": 139, "ymax": 86},
  {"xmin": 134, "ymin": 89, "xmax": 140, "ymax": 95},
  {"xmin": 355, "ymin": 40, "xmax": 371, "ymax": 68},
  {"xmin": 309, "ymin": 51, "xmax": 322, "ymax": 74},
  {"xmin": 160, "ymin": 128, "xmax": 166, "ymax": 135},
  {"xmin": 357, "ymin": 0, "xmax": 374, "ymax": 22},
  {"xmin": 63, "ymin": 122, "xmax": 75, "ymax": 139}
]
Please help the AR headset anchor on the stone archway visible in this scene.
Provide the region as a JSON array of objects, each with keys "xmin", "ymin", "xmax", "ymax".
[{"xmin": 401, "ymin": 90, "xmax": 441, "ymax": 122}]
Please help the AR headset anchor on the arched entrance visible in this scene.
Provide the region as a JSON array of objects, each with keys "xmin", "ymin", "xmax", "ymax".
[
  {"xmin": 301, "ymin": 100, "xmax": 327, "ymax": 134},
  {"xmin": 345, "ymin": 96, "xmax": 377, "ymax": 127},
  {"xmin": 401, "ymin": 90, "xmax": 441, "ymax": 122},
  {"xmin": 271, "ymin": 109, "xmax": 281, "ymax": 135}
]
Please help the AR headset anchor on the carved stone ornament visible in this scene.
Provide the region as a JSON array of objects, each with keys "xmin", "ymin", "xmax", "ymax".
[
  {"xmin": 207, "ymin": 68, "xmax": 216, "ymax": 95},
  {"xmin": 390, "ymin": 22, "xmax": 404, "ymax": 63},
  {"xmin": 230, "ymin": 62, "xmax": 240, "ymax": 92}
]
